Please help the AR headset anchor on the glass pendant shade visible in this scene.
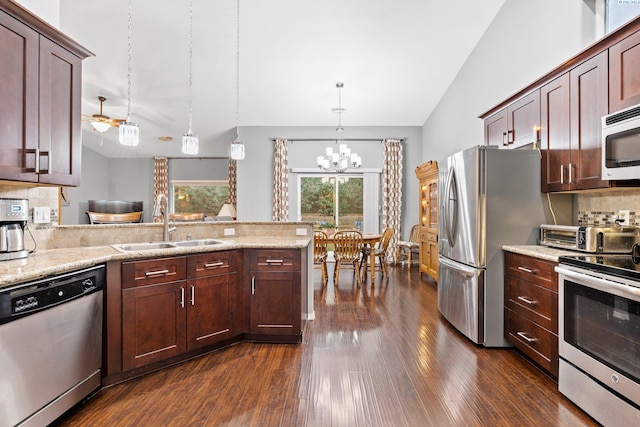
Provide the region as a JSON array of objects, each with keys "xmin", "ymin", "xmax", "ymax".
[
  {"xmin": 230, "ymin": 140, "xmax": 245, "ymax": 160},
  {"xmin": 91, "ymin": 120, "xmax": 111, "ymax": 133},
  {"xmin": 182, "ymin": 131, "xmax": 199, "ymax": 155},
  {"xmin": 119, "ymin": 121, "xmax": 139, "ymax": 146}
]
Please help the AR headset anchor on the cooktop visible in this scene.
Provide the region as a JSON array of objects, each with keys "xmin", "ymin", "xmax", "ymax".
[{"xmin": 559, "ymin": 248, "xmax": 640, "ymax": 281}]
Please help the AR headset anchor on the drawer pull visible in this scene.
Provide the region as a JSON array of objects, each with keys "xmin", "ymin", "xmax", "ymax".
[
  {"xmin": 517, "ymin": 296, "xmax": 538, "ymax": 306},
  {"xmin": 204, "ymin": 262, "xmax": 225, "ymax": 268},
  {"xmin": 180, "ymin": 287, "xmax": 185, "ymax": 308},
  {"xmin": 266, "ymin": 259, "xmax": 284, "ymax": 264},
  {"xmin": 145, "ymin": 269, "xmax": 170, "ymax": 276},
  {"xmin": 516, "ymin": 331, "xmax": 538, "ymax": 343},
  {"xmin": 517, "ymin": 266, "xmax": 536, "ymax": 274},
  {"xmin": 251, "ymin": 276, "xmax": 256, "ymax": 295}
]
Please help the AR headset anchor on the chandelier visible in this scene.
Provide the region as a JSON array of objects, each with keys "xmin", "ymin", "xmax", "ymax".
[
  {"xmin": 119, "ymin": 0, "xmax": 140, "ymax": 147},
  {"xmin": 317, "ymin": 143, "xmax": 362, "ymax": 172},
  {"xmin": 182, "ymin": 0, "xmax": 199, "ymax": 155},
  {"xmin": 316, "ymin": 82, "xmax": 361, "ymax": 173}
]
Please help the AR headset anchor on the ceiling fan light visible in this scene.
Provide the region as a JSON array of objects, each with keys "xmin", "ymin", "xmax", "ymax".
[
  {"xmin": 182, "ymin": 132, "xmax": 199, "ymax": 155},
  {"xmin": 119, "ymin": 121, "xmax": 139, "ymax": 146},
  {"xmin": 91, "ymin": 120, "xmax": 111, "ymax": 133}
]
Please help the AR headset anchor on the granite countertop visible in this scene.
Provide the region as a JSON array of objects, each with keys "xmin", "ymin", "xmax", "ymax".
[
  {"xmin": 502, "ymin": 245, "xmax": 583, "ymax": 262},
  {"xmin": 0, "ymin": 236, "xmax": 311, "ymax": 288}
]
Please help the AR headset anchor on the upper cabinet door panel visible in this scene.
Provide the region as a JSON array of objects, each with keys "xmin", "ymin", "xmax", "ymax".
[
  {"xmin": 541, "ymin": 74, "xmax": 571, "ymax": 192},
  {"xmin": 0, "ymin": 11, "xmax": 39, "ymax": 182},
  {"xmin": 38, "ymin": 37, "xmax": 83, "ymax": 186},
  {"xmin": 571, "ymin": 51, "xmax": 609, "ymax": 190},
  {"xmin": 508, "ymin": 91, "xmax": 540, "ymax": 149},
  {"xmin": 610, "ymin": 30, "xmax": 640, "ymax": 112},
  {"xmin": 484, "ymin": 109, "xmax": 507, "ymax": 147}
]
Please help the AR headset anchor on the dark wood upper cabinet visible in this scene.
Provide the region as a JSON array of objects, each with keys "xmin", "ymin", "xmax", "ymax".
[
  {"xmin": 610, "ymin": 29, "xmax": 640, "ymax": 112},
  {"xmin": 484, "ymin": 91, "xmax": 540, "ymax": 149},
  {"xmin": 0, "ymin": 4, "xmax": 91, "ymax": 186},
  {"xmin": 541, "ymin": 52, "xmax": 609, "ymax": 192}
]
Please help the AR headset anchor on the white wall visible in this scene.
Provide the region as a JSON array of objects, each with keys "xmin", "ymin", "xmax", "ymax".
[
  {"xmin": 236, "ymin": 126, "xmax": 422, "ymax": 240},
  {"xmin": 422, "ymin": 0, "xmax": 599, "ymax": 164},
  {"xmin": 15, "ymin": 0, "xmax": 60, "ymax": 28}
]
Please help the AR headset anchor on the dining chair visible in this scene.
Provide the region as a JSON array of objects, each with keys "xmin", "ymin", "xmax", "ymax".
[
  {"xmin": 313, "ymin": 230, "xmax": 329, "ymax": 286},
  {"xmin": 332, "ymin": 230, "xmax": 363, "ymax": 285},
  {"xmin": 86, "ymin": 211, "xmax": 143, "ymax": 224},
  {"xmin": 361, "ymin": 227, "xmax": 394, "ymax": 279},
  {"xmin": 395, "ymin": 224, "xmax": 420, "ymax": 266}
]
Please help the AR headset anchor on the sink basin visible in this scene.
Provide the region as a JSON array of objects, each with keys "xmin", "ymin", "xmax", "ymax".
[
  {"xmin": 173, "ymin": 239, "xmax": 225, "ymax": 247},
  {"xmin": 112, "ymin": 242, "xmax": 178, "ymax": 252}
]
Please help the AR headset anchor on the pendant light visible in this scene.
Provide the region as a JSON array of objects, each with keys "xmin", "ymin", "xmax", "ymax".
[
  {"xmin": 317, "ymin": 82, "xmax": 361, "ymax": 172},
  {"xmin": 230, "ymin": 0, "xmax": 245, "ymax": 160},
  {"xmin": 182, "ymin": 0, "xmax": 199, "ymax": 155},
  {"xmin": 119, "ymin": 0, "xmax": 140, "ymax": 147}
]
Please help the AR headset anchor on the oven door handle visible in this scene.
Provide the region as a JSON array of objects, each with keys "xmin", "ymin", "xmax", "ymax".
[{"xmin": 556, "ymin": 266, "xmax": 640, "ymax": 300}]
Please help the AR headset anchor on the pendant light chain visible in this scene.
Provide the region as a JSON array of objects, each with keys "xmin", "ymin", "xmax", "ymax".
[
  {"xmin": 235, "ymin": 0, "xmax": 240, "ymax": 140},
  {"xmin": 126, "ymin": 0, "xmax": 133, "ymax": 120},
  {"xmin": 119, "ymin": 0, "xmax": 140, "ymax": 146},
  {"xmin": 188, "ymin": 0, "xmax": 194, "ymax": 132}
]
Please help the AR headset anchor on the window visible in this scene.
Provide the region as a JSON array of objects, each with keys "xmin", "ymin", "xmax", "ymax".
[
  {"xmin": 170, "ymin": 180, "xmax": 229, "ymax": 216},
  {"xmin": 606, "ymin": 0, "xmax": 640, "ymax": 33},
  {"xmin": 299, "ymin": 175, "xmax": 364, "ymax": 229}
]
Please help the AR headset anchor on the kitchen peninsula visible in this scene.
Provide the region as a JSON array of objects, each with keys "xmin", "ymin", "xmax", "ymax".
[{"xmin": 0, "ymin": 221, "xmax": 313, "ymax": 387}]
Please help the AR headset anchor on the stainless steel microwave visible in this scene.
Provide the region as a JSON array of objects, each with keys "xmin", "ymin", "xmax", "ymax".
[{"xmin": 602, "ymin": 103, "xmax": 640, "ymax": 180}]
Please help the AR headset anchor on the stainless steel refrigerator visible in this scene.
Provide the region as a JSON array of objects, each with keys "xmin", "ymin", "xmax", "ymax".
[{"xmin": 438, "ymin": 145, "xmax": 550, "ymax": 347}]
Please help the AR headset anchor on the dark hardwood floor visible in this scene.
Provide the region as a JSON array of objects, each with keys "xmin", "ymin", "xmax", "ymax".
[{"xmin": 56, "ymin": 265, "xmax": 597, "ymax": 426}]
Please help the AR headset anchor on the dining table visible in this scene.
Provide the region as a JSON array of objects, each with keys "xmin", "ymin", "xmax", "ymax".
[{"xmin": 327, "ymin": 232, "xmax": 382, "ymax": 284}]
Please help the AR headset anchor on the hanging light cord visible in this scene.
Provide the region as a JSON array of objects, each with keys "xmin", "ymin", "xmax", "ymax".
[
  {"xmin": 188, "ymin": 0, "xmax": 194, "ymax": 133},
  {"xmin": 235, "ymin": 0, "xmax": 241, "ymax": 141},
  {"xmin": 126, "ymin": 0, "xmax": 133, "ymax": 121}
]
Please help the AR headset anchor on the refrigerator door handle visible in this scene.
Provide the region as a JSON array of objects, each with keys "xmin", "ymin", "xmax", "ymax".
[
  {"xmin": 439, "ymin": 256, "xmax": 476, "ymax": 277},
  {"xmin": 444, "ymin": 167, "xmax": 458, "ymax": 246}
]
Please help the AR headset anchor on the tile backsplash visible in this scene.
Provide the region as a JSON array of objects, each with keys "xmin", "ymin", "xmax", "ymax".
[{"xmin": 577, "ymin": 189, "xmax": 640, "ymax": 226}]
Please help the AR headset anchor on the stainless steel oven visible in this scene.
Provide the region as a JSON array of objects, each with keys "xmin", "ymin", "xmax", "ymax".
[{"xmin": 556, "ymin": 256, "xmax": 640, "ymax": 426}]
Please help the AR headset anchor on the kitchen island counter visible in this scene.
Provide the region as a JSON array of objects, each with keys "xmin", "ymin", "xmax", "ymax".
[{"xmin": 0, "ymin": 236, "xmax": 310, "ymax": 288}]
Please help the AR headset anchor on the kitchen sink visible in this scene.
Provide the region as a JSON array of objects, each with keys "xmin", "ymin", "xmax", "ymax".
[
  {"xmin": 173, "ymin": 239, "xmax": 225, "ymax": 247},
  {"xmin": 112, "ymin": 239, "xmax": 226, "ymax": 252},
  {"xmin": 112, "ymin": 242, "xmax": 178, "ymax": 252}
]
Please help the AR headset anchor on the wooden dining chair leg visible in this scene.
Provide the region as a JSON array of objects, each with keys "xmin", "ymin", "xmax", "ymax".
[
  {"xmin": 354, "ymin": 260, "xmax": 361, "ymax": 285},
  {"xmin": 334, "ymin": 262, "xmax": 340, "ymax": 285}
]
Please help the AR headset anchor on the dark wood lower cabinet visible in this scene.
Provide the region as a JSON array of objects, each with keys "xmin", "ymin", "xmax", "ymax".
[
  {"xmin": 248, "ymin": 249, "xmax": 302, "ymax": 341},
  {"xmin": 503, "ymin": 251, "xmax": 559, "ymax": 378},
  {"xmin": 104, "ymin": 248, "xmax": 303, "ymax": 385},
  {"xmin": 122, "ymin": 280, "xmax": 187, "ymax": 371}
]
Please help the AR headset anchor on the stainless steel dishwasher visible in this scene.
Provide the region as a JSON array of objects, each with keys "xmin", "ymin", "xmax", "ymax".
[{"xmin": 0, "ymin": 264, "xmax": 105, "ymax": 427}]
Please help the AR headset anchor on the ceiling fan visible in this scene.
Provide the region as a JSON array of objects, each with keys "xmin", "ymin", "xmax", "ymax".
[{"xmin": 82, "ymin": 96, "xmax": 125, "ymax": 134}]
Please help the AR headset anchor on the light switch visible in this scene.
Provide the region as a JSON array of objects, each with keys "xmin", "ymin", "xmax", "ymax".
[{"xmin": 33, "ymin": 207, "xmax": 51, "ymax": 224}]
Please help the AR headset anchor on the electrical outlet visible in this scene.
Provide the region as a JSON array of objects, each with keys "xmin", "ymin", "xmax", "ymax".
[
  {"xmin": 224, "ymin": 228, "xmax": 235, "ymax": 236},
  {"xmin": 618, "ymin": 210, "xmax": 630, "ymax": 226},
  {"xmin": 296, "ymin": 228, "xmax": 307, "ymax": 236}
]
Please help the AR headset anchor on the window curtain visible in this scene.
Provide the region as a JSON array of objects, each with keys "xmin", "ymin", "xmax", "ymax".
[
  {"xmin": 272, "ymin": 138, "xmax": 289, "ymax": 221},
  {"xmin": 382, "ymin": 139, "xmax": 403, "ymax": 261},
  {"xmin": 228, "ymin": 159, "xmax": 237, "ymax": 210},
  {"xmin": 153, "ymin": 157, "xmax": 168, "ymax": 223}
]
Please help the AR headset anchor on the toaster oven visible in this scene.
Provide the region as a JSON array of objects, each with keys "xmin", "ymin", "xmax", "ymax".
[{"xmin": 539, "ymin": 224, "xmax": 639, "ymax": 253}]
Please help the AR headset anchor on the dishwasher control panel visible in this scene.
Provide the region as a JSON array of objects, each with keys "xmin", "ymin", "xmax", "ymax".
[{"xmin": 0, "ymin": 265, "xmax": 104, "ymax": 324}]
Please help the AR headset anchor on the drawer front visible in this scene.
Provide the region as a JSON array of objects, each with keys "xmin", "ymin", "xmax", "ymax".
[
  {"xmin": 504, "ymin": 252, "xmax": 557, "ymax": 291},
  {"xmin": 122, "ymin": 256, "xmax": 187, "ymax": 288},
  {"xmin": 505, "ymin": 308, "xmax": 558, "ymax": 377},
  {"xmin": 252, "ymin": 250, "xmax": 300, "ymax": 272},
  {"xmin": 504, "ymin": 275, "xmax": 558, "ymax": 333},
  {"xmin": 187, "ymin": 251, "xmax": 236, "ymax": 278},
  {"xmin": 426, "ymin": 231, "xmax": 437, "ymax": 242}
]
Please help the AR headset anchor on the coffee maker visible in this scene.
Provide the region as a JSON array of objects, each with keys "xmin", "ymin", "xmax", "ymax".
[{"xmin": 0, "ymin": 198, "xmax": 29, "ymax": 261}]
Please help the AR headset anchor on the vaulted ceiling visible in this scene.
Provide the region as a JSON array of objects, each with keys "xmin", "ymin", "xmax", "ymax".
[{"xmin": 59, "ymin": 0, "xmax": 505, "ymax": 158}]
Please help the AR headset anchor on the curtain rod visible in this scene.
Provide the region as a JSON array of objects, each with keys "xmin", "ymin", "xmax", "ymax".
[{"xmin": 271, "ymin": 138, "xmax": 403, "ymax": 143}]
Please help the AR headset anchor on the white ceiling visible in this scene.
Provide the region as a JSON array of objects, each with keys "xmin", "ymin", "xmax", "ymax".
[{"xmin": 58, "ymin": 0, "xmax": 505, "ymax": 158}]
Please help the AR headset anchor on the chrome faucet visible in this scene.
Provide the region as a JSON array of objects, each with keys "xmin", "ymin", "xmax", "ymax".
[{"xmin": 153, "ymin": 194, "xmax": 177, "ymax": 241}]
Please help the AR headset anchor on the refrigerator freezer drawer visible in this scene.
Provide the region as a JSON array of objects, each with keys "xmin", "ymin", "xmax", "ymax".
[{"xmin": 437, "ymin": 256, "xmax": 484, "ymax": 345}]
